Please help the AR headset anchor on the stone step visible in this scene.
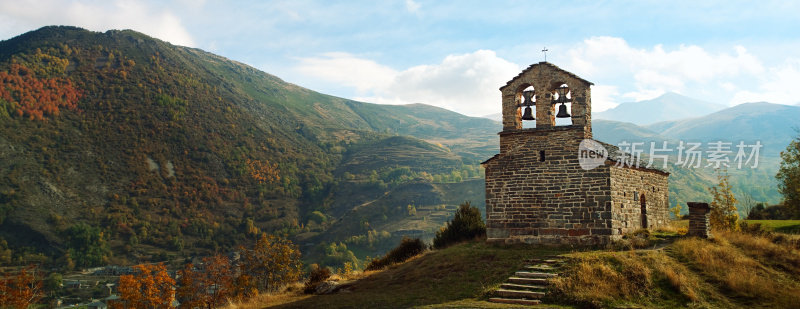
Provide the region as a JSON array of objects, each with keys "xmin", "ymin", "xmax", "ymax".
[
  {"xmin": 525, "ymin": 265, "xmax": 558, "ymax": 272},
  {"xmin": 488, "ymin": 297, "xmax": 542, "ymax": 306},
  {"xmin": 500, "ymin": 283, "xmax": 548, "ymax": 291},
  {"xmin": 507, "ymin": 277, "xmax": 549, "ymax": 285},
  {"xmin": 526, "ymin": 258, "xmax": 564, "ymax": 264},
  {"xmin": 515, "ymin": 271, "xmax": 558, "ymax": 278},
  {"xmin": 495, "ymin": 289, "xmax": 546, "ymax": 299}
]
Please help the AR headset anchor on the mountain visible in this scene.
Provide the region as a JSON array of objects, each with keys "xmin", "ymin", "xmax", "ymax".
[
  {"xmin": 595, "ymin": 102, "xmax": 800, "ymax": 206},
  {"xmin": 595, "ymin": 92, "xmax": 726, "ymax": 125},
  {"xmin": 0, "ymin": 26, "xmax": 499, "ymax": 267},
  {"xmin": 481, "ymin": 113, "xmax": 502, "ymax": 122},
  {"xmin": 592, "ymin": 119, "xmax": 674, "ymax": 146},
  {"xmin": 647, "ymin": 102, "xmax": 800, "ymax": 158}
]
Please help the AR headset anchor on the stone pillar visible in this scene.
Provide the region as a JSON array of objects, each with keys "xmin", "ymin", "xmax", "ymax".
[{"xmin": 687, "ymin": 202, "xmax": 711, "ymax": 238}]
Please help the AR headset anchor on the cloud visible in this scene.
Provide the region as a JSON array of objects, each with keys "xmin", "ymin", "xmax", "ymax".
[
  {"xmin": 405, "ymin": 0, "xmax": 421, "ymax": 13},
  {"xmin": 297, "ymin": 50, "xmax": 519, "ymax": 116},
  {"xmin": 590, "ymin": 85, "xmax": 620, "ymax": 112},
  {"xmin": 295, "ymin": 52, "xmax": 397, "ymax": 93},
  {"xmin": 731, "ymin": 58, "xmax": 800, "ymax": 105},
  {"xmin": 0, "ymin": 0, "xmax": 195, "ymax": 46},
  {"xmin": 563, "ymin": 37, "xmax": 765, "ymax": 104}
]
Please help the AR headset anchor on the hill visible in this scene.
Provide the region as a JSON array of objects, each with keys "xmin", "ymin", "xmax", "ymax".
[
  {"xmin": 230, "ymin": 228, "xmax": 800, "ymax": 308},
  {"xmin": 0, "ymin": 26, "xmax": 497, "ymax": 267},
  {"xmin": 595, "ymin": 92, "xmax": 726, "ymax": 125},
  {"xmin": 646, "ymin": 102, "xmax": 800, "ymax": 158}
]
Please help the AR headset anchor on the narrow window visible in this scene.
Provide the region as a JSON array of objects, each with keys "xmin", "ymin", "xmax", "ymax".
[
  {"xmin": 633, "ymin": 191, "xmax": 639, "ymax": 201},
  {"xmin": 539, "ymin": 150, "xmax": 545, "ymax": 162}
]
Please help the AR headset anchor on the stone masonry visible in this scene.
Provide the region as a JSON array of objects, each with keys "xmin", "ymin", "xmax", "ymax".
[
  {"xmin": 482, "ymin": 62, "xmax": 669, "ymax": 245},
  {"xmin": 687, "ymin": 202, "xmax": 711, "ymax": 238}
]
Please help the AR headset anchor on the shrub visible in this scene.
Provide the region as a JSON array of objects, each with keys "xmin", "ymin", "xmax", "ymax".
[
  {"xmin": 365, "ymin": 237, "xmax": 426, "ymax": 271},
  {"xmin": 432, "ymin": 201, "xmax": 486, "ymax": 249},
  {"xmin": 303, "ymin": 264, "xmax": 331, "ymax": 294}
]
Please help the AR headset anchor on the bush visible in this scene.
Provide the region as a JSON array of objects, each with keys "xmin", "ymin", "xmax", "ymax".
[
  {"xmin": 303, "ymin": 264, "xmax": 331, "ymax": 294},
  {"xmin": 365, "ymin": 237, "xmax": 426, "ymax": 271},
  {"xmin": 432, "ymin": 201, "xmax": 486, "ymax": 249}
]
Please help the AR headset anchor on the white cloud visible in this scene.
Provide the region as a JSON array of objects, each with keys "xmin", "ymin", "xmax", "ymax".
[
  {"xmin": 405, "ymin": 0, "xmax": 421, "ymax": 13},
  {"xmin": 590, "ymin": 85, "xmax": 620, "ymax": 112},
  {"xmin": 731, "ymin": 58, "xmax": 800, "ymax": 105},
  {"xmin": 0, "ymin": 0, "xmax": 195, "ymax": 46},
  {"xmin": 563, "ymin": 37, "xmax": 765, "ymax": 105},
  {"xmin": 296, "ymin": 52, "xmax": 397, "ymax": 93},
  {"xmin": 297, "ymin": 50, "xmax": 519, "ymax": 116},
  {"xmin": 296, "ymin": 36, "xmax": 798, "ymax": 116}
]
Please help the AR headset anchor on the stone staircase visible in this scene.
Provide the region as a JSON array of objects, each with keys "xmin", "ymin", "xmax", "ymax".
[{"xmin": 488, "ymin": 256, "xmax": 566, "ymax": 306}]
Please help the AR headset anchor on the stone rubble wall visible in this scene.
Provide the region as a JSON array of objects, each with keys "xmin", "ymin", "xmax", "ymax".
[
  {"xmin": 609, "ymin": 165, "xmax": 670, "ymax": 235},
  {"xmin": 485, "ymin": 126, "xmax": 614, "ymax": 245}
]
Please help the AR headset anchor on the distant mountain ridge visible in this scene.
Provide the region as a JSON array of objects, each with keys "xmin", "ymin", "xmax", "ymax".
[{"xmin": 595, "ymin": 92, "xmax": 727, "ymax": 125}]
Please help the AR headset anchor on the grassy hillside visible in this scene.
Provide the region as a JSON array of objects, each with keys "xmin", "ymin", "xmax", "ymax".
[
  {"xmin": 0, "ymin": 26, "xmax": 497, "ymax": 267},
  {"xmin": 231, "ymin": 228, "xmax": 800, "ymax": 308}
]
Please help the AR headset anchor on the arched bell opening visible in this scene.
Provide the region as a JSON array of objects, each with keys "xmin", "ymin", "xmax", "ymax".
[
  {"xmin": 518, "ymin": 85, "xmax": 536, "ymax": 129},
  {"xmin": 553, "ymin": 83, "xmax": 573, "ymax": 126}
]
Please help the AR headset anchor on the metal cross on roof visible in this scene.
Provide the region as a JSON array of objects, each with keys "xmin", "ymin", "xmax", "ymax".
[{"xmin": 542, "ymin": 47, "xmax": 548, "ymax": 62}]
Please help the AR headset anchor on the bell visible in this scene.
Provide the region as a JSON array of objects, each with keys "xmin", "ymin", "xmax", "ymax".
[
  {"xmin": 556, "ymin": 103, "xmax": 570, "ymax": 118},
  {"xmin": 521, "ymin": 106, "xmax": 535, "ymax": 120},
  {"xmin": 554, "ymin": 85, "xmax": 571, "ymax": 104}
]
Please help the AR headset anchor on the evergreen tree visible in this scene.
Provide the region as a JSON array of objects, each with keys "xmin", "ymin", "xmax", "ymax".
[{"xmin": 433, "ymin": 201, "xmax": 486, "ymax": 249}]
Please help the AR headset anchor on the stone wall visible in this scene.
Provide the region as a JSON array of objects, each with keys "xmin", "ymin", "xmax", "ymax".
[
  {"xmin": 609, "ymin": 166, "xmax": 670, "ymax": 235},
  {"xmin": 687, "ymin": 202, "xmax": 711, "ymax": 238},
  {"xmin": 485, "ymin": 126, "xmax": 614, "ymax": 245}
]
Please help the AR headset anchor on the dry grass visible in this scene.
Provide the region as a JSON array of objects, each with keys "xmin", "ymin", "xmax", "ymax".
[
  {"xmin": 227, "ymin": 241, "xmax": 562, "ymax": 308},
  {"xmin": 551, "ymin": 230, "xmax": 800, "ymax": 308},
  {"xmin": 221, "ymin": 282, "xmax": 309, "ymax": 309},
  {"xmin": 549, "ymin": 251, "xmax": 703, "ymax": 308},
  {"xmin": 653, "ymin": 222, "xmax": 688, "ymax": 235},
  {"xmin": 671, "ymin": 232, "xmax": 800, "ymax": 307},
  {"xmin": 227, "ymin": 230, "xmax": 800, "ymax": 309}
]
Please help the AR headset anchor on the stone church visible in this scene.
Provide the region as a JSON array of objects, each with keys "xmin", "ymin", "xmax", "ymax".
[{"xmin": 482, "ymin": 62, "xmax": 669, "ymax": 245}]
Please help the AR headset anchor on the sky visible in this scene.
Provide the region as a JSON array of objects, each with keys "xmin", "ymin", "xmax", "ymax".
[{"xmin": 1, "ymin": 0, "xmax": 799, "ymax": 116}]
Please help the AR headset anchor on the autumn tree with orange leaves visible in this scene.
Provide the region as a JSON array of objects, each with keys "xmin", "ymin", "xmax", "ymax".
[
  {"xmin": 177, "ymin": 254, "xmax": 234, "ymax": 309},
  {"xmin": 0, "ymin": 266, "xmax": 42, "ymax": 309},
  {"xmin": 116, "ymin": 263, "xmax": 175, "ymax": 309},
  {"xmin": 237, "ymin": 234, "xmax": 302, "ymax": 295},
  {"xmin": 246, "ymin": 159, "xmax": 280, "ymax": 184},
  {"xmin": 0, "ymin": 64, "xmax": 81, "ymax": 120}
]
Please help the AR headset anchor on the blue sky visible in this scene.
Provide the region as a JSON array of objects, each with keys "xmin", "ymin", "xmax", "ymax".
[{"xmin": 2, "ymin": 0, "xmax": 799, "ymax": 116}]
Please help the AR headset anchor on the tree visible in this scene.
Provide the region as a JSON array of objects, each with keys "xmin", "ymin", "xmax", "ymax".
[
  {"xmin": 433, "ymin": 201, "xmax": 486, "ymax": 249},
  {"xmin": 238, "ymin": 234, "xmax": 302, "ymax": 294},
  {"xmin": 65, "ymin": 223, "xmax": 110, "ymax": 268},
  {"xmin": 708, "ymin": 170, "xmax": 739, "ymax": 231},
  {"xmin": 777, "ymin": 134, "xmax": 800, "ymax": 218},
  {"xmin": 0, "ymin": 266, "xmax": 43, "ymax": 309},
  {"xmin": 116, "ymin": 263, "xmax": 175, "ymax": 309},
  {"xmin": 739, "ymin": 192, "xmax": 758, "ymax": 218},
  {"xmin": 669, "ymin": 202, "xmax": 682, "ymax": 220},
  {"xmin": 177, "ymin": 254, "xmax": 233, "ymax": 309}
]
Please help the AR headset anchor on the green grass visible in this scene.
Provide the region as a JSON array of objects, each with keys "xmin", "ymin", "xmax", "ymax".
[
  {"xmin": 745, "ymin": 220, "xmax": 800, "ymax": 234},
  {"xmin": 267, "ymin": 241, "xmax": 566, "ymax": 309},
  {"xmin": 674, "ymin": 220, "xmax": 800, "ymax": 234}
]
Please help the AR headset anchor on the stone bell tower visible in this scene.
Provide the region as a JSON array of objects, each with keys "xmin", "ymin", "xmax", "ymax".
[
  {"xmin": 482, "ymin": 62, "xmax": 669, "ymax": 245},
  {"xmin": 483, "ymin": 62, "xmax": 669, "ymax": 245},
  {"xmin": 499, "ymin": 62, "xmax": 593, "ymax": 152}
]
